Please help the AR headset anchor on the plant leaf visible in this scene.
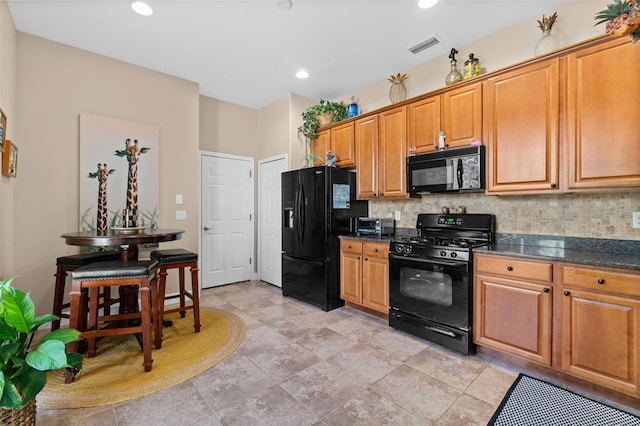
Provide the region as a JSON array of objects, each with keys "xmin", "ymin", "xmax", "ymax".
[
  {"xmin": 26, "ymin": 340, "xmax": 69, "ymax": 371},
  {"xmin": 1, "ymin": 376, "xmax": 24, "ymax": 409},
  {"xmin": 40, "ymin": 328, "xmax": 81, "ymax": 345},
  {"xmin": 12, "ymin": 368, "xmax": 45, "ymax": 408},
  {"xmin": 1, "ymin": 285, "xmax": 35, "ymax": 333}
]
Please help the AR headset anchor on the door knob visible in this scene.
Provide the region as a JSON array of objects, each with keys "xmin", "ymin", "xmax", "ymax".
[{"xmin": 203, "ymin": 226, "xmax": 210, "ymax": 231}]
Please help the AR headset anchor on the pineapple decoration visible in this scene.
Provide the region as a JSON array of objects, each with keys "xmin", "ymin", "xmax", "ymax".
[
  {"xmin": 534, "ymin": 11, "xmax": 560, "ymax": 56},
  {"xmin": 388, "ymin": 73, "xmax": 408, "ymax": 104},
  {"xmin": 594, "ymin": 0, "xmax": 640, "ymax": 39}
]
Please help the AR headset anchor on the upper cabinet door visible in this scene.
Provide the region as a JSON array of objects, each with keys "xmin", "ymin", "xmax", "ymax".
[
  {"xmin": 443, "ymin": 82, "xmax": 483, "ymax": 148},
  {"xmin": 311, "ymin": 129, "xmax": 329, "ymax": 166},
  {"xmin": 355, "ymin": 115, "xmax": 379, "ymax": 199},
  {"xmin": 566, "ymin": 37, "xmax": 640, "ymax": 190},
  {"xmin": 484, "ymin": 58, "xmax": 560, "ymax": 194},
  {"xmin": 330, "ymin": 122, "xmax": 356, "ymax": 168},
  {"xmin": 378, "ymin": 106, "xmax": 409, "ymax": 198},
  {"xmin": 407, "ymin": 95, "xmax": 441, "ymax": 155}
]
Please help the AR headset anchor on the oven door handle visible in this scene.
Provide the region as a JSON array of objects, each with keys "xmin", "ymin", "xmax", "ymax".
[{"xmin": 389, "ymin": 253, "xmax": 468, "ymax": 268}]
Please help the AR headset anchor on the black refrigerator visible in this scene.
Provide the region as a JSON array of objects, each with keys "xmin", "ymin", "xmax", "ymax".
[{"xmin": 282, "ymin": 166, "xmax": 368, "ymax": 311}]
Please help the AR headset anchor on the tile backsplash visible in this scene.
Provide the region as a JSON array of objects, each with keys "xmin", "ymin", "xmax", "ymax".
[{"xmin": 370, "ymin": 192, "xmax": 640, "ymax": 240}]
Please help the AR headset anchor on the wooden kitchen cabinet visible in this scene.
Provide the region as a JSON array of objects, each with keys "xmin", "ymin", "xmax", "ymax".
[
  {"xmin": 330, "ymin": 121, "xmax": 356, "ymax": 167},
  {"xmin": 340, "ymin": 239, "xmax": 389, "ymax": 315},
  {"xmin": 356, "ymin": 107, "xmax": 412, "ymax": 200},
  {"xmin": 407, "ymin": 82, "xmax": 482, "ymax": 155},
  {"xmin": 474, "ymin": 253, "xmax": 553, "ymax": 366},
  {"xmin": 560, "ymin": 264, "xmax": 640, "ymax": 396},
  {"xmin": 484, "ymin": 58, "xmax": 560, "ymax": 194},
  {"xmin": 311, "ymin": 123, "xmax": 356, "ymax": 167},
  {"xmin": 566, "ymin": 37, "xmax": 640, "ymax": 191},
  {"xmin": 310, "ymin": 129, "xmax": 329, "ymax": 166}
]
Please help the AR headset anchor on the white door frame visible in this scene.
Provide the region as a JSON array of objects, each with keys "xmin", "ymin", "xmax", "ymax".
[
  {"xmin": 199, "ymin": 150, "xmax": 256, "ymax": 287},
  {"xmin": 257, "ymin": 153, "xmax": 287, "ymax": 286}
]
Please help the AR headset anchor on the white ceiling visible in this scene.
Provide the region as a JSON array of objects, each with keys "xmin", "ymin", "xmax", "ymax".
[{"xmin": 8, "ymin": 0, "xmax": 575, "ymax": 109}]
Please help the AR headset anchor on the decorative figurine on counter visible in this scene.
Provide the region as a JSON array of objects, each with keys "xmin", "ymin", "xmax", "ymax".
[
  {"xmin": 88, "ymin": 163, "xmax": 115, "ymax": 235},
  {"xmin": 438, "ymin": 131, "xmax": 447, "ymax": 150},
  {"xmin": 445, "ymin": 48, "xmax": 463, "ymax": 86},
  {"xmin": 114, "ymin": 138, "xmax": 150, "ymax": 228},
  {"xmin": 326, "ymin": 150, "xmax": 337, "ymax": 167}
]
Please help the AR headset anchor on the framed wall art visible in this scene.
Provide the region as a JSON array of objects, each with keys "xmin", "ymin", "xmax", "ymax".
[
  {"xmin": 2, "ymin": 140, "xmax": 17, "ymax": 177},
  {"xmin": 0, "ymin": 108, "xmax": 6, "ymax": 151}
]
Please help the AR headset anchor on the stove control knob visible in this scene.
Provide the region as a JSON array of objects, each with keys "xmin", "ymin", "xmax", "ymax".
[
  {"xmin": 440, "ymin": 250, "xmax": 447, "ymax": 257},
  {"xmin": 395, "ymin": 245, "xmax": 404, "ymax": 253},
  {"xmin": 404, "ymin": 246, "xmax": 412, "ymax": 254},
  {"xmin": 450, "ymin": 252, "xmax": 457, "ymax": 258}
]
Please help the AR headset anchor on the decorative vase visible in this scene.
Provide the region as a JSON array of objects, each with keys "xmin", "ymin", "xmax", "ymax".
[
  {"xmin": 387, "ymin": 73, "xmax": 408, "ymax": 103},
  {"xmin": 389, "ymin": 82, "xmax": 407, "ymax": 103},
  {"xmin": 445, "ymin": 62, "xmax": 462, "ymax": 86},
  {"xmin": 534, "ymin": 29, "xmax": 561, "ymax": 56},
  {"xmin": 0, "ymin": 399, "xmax": 37, "ymax": 426}
]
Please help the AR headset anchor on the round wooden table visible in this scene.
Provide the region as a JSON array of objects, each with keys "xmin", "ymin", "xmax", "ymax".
[{"xmin": 61, "ymin": 228, "xmax": 185, "ymax": 261}]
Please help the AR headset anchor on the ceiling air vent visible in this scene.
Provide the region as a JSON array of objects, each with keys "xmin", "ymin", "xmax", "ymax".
[{"xmin": 409, "ymin": 35, "xmax": 441, "ymax": 54}]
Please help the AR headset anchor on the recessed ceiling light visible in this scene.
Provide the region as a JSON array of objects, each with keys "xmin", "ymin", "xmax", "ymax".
[
  {"xmin": 296, "ymin": 70, "xmax": 309, "ymax": 79},
  {"xmin": 418, "ymin": 0, "xmax": 438, "ymax": 8},
  {"xmin": 131, "ymin": 1, "xmax": 153, "ymax": 16},
  {"xmin": 278, "ymin": 0, "xmax": 293, "ymax": 11}
]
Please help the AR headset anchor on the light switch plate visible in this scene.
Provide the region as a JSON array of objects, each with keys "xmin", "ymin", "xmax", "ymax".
[
  {"xmin": 176, "ymin": 210, "xmax": 187, "ymax": 220},
  {"xmin": 175, "ymin": 194, "xmax": 183, "ymax": 205},
  {"xmin": 633, "ymin": 212, "xmax": 640, "ymax": 229},
  {"xmin": 394, "ymin": 210, "xmax": 401, "ymax": 221}
]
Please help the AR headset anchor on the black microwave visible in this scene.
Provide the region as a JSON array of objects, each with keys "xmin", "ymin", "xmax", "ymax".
[{"xmin": 407, "ymin": 145, "xmax": 485, "ymax": 194}]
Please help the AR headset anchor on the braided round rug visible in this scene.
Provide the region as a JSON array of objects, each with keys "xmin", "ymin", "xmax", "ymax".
[{"xmin": 38, "ymin": 307, "xmax": 245, "ymax": 409}]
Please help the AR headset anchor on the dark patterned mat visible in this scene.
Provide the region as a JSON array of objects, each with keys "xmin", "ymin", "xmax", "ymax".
[{"xmin": 488, "ymin": 374, "xmax": 640, "ymax": 426}]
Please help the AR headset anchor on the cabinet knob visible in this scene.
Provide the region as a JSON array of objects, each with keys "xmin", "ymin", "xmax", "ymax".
[
  {"xmin": 564, "ymin": 290, "xmax": 570, "ymax": 296},
  {"xmin": 597, "ymin": 278, "xmax": 605, "ymax": 284},
  {"xmin": 374, "ymin": 248, "xmax": 379, "ymax": 252},
  {"xmin": 365, "ymin": 257, "xmax": 369, "ymax": 261},
  {"xmin": 507, "ymin": 266, "xmax": 513, "ymax": 271},
  {"xmin": 380, "ymin": 193, "xmax": 384, "ymax": 196},
  {"xmin": 348, "ymin": 245, "xmax": 352, "ymax": 249},
  {"xmin": 550, "ymin": 183, "xmax": 557, "ymax": 188},
  {"xmin": 543, "ymin": 288, "xmax": 549, "ymax": 293}
]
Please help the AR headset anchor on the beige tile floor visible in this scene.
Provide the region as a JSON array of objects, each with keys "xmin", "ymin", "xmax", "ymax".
[{"xmin": 37, "ymin": 280, "xmax": 640, "ymax": 425}]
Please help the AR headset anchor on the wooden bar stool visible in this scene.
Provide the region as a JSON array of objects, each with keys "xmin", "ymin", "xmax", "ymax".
[
  {"xmin": 66, "ymin": 260, "xmax": 160, "ymax": 382},
  {"xmin": 52, "ymin": 251, "xmax": 121, "ymax": 331},
  {"xmin": 150, "ymin": 249, "xmax": 201, "ymax": 339}
]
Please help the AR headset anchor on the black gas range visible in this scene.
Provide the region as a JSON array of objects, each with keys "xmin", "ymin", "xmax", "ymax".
[{"xmin": 389, "ymin": 213, "xmax": 494, "ymax": 355}]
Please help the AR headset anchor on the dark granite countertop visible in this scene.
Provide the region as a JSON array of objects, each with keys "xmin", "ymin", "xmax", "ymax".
[
  {"xmin": 339, "ymin": 234, "xmax": 393, "ymax": 243},
  {"xmin": 478, "ymin": 234, "xmax": 640, "ymax": 271}
]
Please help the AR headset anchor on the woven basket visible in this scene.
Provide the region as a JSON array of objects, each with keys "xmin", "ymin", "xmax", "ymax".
[
  {"xmin": 0, "ymin": 399, "xmax": 37, "ymax": 426},
  {"xmin": 316, "ymin": 112, "xmax": 335, "ymax": 127}
]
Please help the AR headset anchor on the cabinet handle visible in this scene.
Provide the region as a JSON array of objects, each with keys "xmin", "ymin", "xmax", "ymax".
[
  {"xmin": 550, "ymin": 183, "xmax": 557, "ymax": 188},
  {"xmin": 507, "ymin": 266, "xmax": 513, "ymax": 271},
  {"xmin": 597, "ymin": 278, "xmax": 605, "ymax": 284},
  {"xmin": 564, "ymin": 290, "xmax": 570, "ymax": 296},
  {"xmin": 543, "ymin": 288, "xmax": 549, "ymax": 293}
]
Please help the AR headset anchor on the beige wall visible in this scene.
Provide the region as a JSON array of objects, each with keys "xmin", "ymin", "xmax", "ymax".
[
  {"xmin": 334, "ymin": 2, "xmax": 602, "ymax": 112},
  {"xmin": 14, "ymin": 33, "xmax": 200, "ymax": 313},
  {"xmin": 0, "ymin": 1, "xmax": 16, "ymax": 279},
  {"xmin": 199, "ymin": 95, "xmax": 257, "ymax": 156}
]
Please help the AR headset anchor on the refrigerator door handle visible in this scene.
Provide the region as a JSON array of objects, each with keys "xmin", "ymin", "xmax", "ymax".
[{"xmin": 299, "ymin": 180, "xmax": 306, "ymax": 246}]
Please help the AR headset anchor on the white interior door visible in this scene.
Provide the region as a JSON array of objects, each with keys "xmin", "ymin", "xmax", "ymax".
[
  {"xmin": 201, "ymin": 153, "xmax": 254, "ymax": 288},
  {"xmin": 258, "ymin": 155, "xmax": 287, "ymax": 287}
]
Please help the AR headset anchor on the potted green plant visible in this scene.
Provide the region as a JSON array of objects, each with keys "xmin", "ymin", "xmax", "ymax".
[
  {"xmin": 594, "ymin": 0, "xmax": 640, "ymax": 39},
  {"xmin": 298, "ymin": 99, "xmax": 348, "ymax": 140},
  {"xmin": 0, "ymin": 277, "xmax": 83, "ymax": 424}
]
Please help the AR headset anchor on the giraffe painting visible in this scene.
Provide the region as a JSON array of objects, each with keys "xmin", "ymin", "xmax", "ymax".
[
  {"xmin": 88, "ymin": 163, "xmax": 115, "ymax": 234},
  {"xmin": 115, "ymin": 138, "xmax": 150, "ymax": 227}
]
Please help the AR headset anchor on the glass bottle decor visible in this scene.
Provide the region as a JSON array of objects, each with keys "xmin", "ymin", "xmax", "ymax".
[
  {"xmin": 388, "ymin": 73, "xmax": 408, "ymax": 103},
  {"xmin": 347, "ymin": 96, "xmax": 359, "ymax": 118},
  {"xmin": 534, "ymin": 12, "xmax": 561, "ymax": 56},
  {"xmin": 445, "ymin": 48, "xmax": 462, "ymax": 86},
  {"xmin": 463, "ymin": 53, "xmax": 480, "ymax": 80}
]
